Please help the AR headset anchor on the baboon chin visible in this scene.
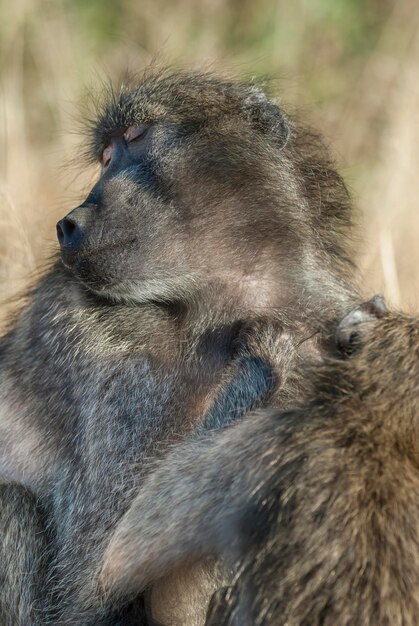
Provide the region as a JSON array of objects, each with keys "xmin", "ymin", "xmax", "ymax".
[{"xmin": 0, "ymin": 70, "xmax": 357, "ymax": 625}]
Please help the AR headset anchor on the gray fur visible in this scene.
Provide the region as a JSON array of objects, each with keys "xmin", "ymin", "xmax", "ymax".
[{"xmin": 0, "ymin": 480, "xmax": 49, "ymax": 625}]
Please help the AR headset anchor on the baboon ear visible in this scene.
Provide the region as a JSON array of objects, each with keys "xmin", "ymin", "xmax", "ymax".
[
  {"xmin": 244, "ymin": 88, "xmax": 290, "ymax": 149},
  {"xmin": 336, "ymin": 295, "xmax": 387, "ymax": 355}
]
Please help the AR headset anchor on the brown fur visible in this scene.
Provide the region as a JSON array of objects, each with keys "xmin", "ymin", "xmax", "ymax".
[{"xmin": 101, "ymin": 299, "xmax": 419, "ymax": 626}]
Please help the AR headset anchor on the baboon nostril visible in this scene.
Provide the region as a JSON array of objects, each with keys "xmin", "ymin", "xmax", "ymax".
[
  {"xmin": 56, "ymin": 217, "xmax": 82, "ymax": 248},
  {"xmin": 56, "ymin": 222, "xmax": 64, "ymax": 244}
]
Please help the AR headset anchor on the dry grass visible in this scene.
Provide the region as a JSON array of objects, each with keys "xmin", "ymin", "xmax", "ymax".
[{"xmin": 1, "ymin": 0, "xmax": 419, "ymax": 322}]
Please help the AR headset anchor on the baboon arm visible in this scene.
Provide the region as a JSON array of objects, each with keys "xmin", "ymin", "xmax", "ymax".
[
  {"xmin": 99, "ymin": 411, "xmax": 272, "ymax": 599},
  {"xmin": 200, "ymin": 355, "xmax": 275, "ymax": 431},
  {"xmin": 99, "ymin": 346, "xmax": 282, "ymax": 601}
]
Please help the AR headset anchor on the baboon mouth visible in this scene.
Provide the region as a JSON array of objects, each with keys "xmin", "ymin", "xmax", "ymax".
[
  {"xmin": 59, "ymin": 251, "xmax": 113, "ymax": 293},
  {"xmin": 59, "ymin": 236, "xmax": 140, "ymax": 295},
  {"xmin": 60, "ymin": 237, "xmax": 137, "ymax": 264}
]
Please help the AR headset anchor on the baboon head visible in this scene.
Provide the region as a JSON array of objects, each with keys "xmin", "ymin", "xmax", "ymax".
[
  {"xmin": 336, "ymin": 296, "xmax": 419, "ymax": 416},
  {"xmin": 56, "ymin": 71, "xmax": 353, "ymax": 311}
]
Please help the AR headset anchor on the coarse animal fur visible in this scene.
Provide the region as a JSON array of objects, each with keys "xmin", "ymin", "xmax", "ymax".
[
  {"xmin": 101, "ymin": 297, "xmax": 419, "ymax": 626},
  {"xmin": 0, "ymin": 480, "xmax": 49, "ymax": 626},
  {"xmin": 0, "ymin": 70, "xmax": 356, "ymax": 624}
]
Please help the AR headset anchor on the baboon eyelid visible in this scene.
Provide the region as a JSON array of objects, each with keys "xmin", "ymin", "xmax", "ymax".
[
  {"xmin": 124, "ymin": 124, "xmax": 149, "ymax": 143},
  {"xmin": 101, "ymin": 144, "xmax": 113, "ymax": 167}
]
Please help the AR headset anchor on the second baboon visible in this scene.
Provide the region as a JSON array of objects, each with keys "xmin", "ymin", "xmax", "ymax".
[
  {"xmin": 0, "ymin": 70, "xmax": 356, "ymax": 624},
  {"xmin": 101, "ymin": 296, "xmax": 419, "ymax": 626}
]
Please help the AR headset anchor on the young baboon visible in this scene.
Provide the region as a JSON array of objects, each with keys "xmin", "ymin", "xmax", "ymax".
[
  {"xmin": 0, "ymin": 70, "xmax": 356, "ymax": 624},
  {"xmin": 101, "ymin": 296, "xmax": 419, "ymax": 626}
]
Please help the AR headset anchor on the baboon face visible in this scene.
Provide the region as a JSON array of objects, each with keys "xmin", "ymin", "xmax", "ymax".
[{"xmin": 56, "ymin": 73, "xmax": 296, "ymax": 303}]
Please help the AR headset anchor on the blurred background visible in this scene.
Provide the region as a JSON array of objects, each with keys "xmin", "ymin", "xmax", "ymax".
[{"xmin": 0, "ymin": 0, "xmax": 418, "ymax": 323}]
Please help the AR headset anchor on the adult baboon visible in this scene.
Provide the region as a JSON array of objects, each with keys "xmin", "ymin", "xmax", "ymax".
[
  {"xmin": 102, "ymin": 296, "xmax": 419, "ymax": 626},
  {"xmin": 0, "ymin": 71, "xmax": 356, "ymax": 624}
]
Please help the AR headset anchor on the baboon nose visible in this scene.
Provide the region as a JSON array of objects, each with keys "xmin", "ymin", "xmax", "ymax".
[{"xmin": 56, "ymin": 216, "xmax": 83, "ymax": 248}]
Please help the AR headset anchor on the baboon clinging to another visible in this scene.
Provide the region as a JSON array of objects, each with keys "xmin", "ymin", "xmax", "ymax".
[
  {"xmin": 102, "ymin": 296, "xmax": 419, "ymax": 626},
  {"xmin": 0, "ymin": 70, "xmax": 356, "ymax": 624}
]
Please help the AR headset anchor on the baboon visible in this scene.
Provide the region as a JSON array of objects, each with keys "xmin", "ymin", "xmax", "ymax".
[
  {"xmin": 101, "ymin": 296, "xmax": 419, "ymax": 626},
  {"xmin": 0, "ymin": 70, "xmax": 356, "ymax": 624}
]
